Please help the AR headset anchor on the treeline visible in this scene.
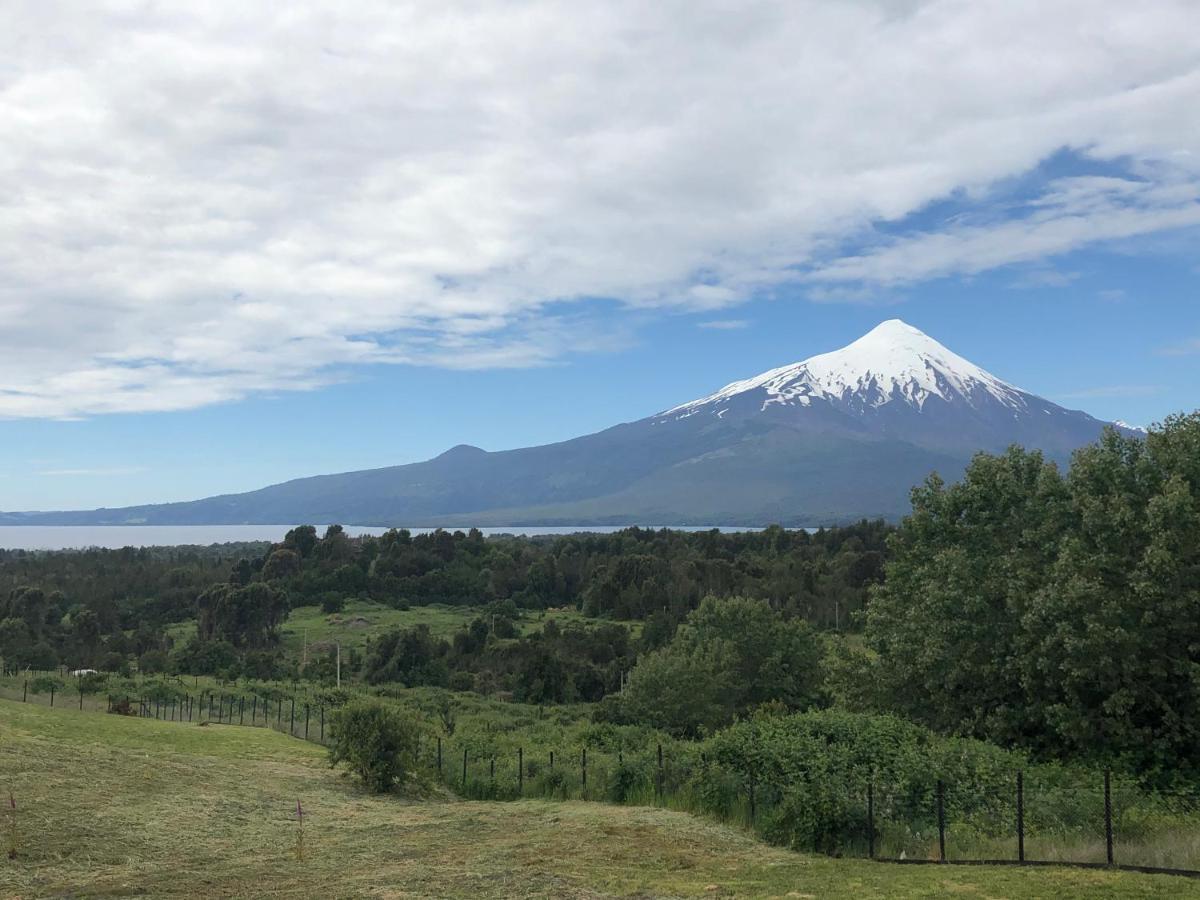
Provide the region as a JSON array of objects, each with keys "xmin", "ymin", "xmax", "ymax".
[
  {"xmin": 0, "ymin": 544, "xmax": 260, "ymax": 675},
  {"xmin": 265, "ymin": 520, "xmax": 888, "ymax": 625},
  {"xmin": 0, "ymin": 522, "xmax": 888, "ymax": 682}
]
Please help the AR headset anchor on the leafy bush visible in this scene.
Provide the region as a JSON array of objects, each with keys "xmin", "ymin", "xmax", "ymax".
[
  {"xmin": 28, "ymin": 675, "xmax": 63, "ymax": 695},
  {"xmin": 694, "ymin": 709, "xmax": 1141, "ymax": 853},
  {"xmin": 329, "ymin": 699, "xmax": 424, "ymax": 793}
]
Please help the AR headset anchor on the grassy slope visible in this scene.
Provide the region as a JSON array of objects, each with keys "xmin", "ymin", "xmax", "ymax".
[{"xmin": 1, "ymin": 700, "xmax": 1196, "ymax": 899}]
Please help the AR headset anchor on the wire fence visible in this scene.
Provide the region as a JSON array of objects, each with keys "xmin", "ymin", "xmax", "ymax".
[{"xmin": 5, "ymin": 671, "xmax": 1200, "ymax": 880}]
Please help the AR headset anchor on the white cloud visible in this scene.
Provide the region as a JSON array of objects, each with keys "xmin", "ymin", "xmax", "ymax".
[
  {"xmin": 807, "ymin": 177, "xmax": 1200, "ymax": 286},
  {"xmin": 1, "ymin": 1, "xmax": 1200, "ymax": 417},
  {"xmin": 697, "ymin": 319, "xmax": 750, "ymax": 330}
]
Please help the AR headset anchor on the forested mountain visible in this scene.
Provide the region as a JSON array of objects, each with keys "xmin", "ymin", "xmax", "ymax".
[{"xmin": 0, "ymin": 320, "xmax": 1130, "ymax": 526}]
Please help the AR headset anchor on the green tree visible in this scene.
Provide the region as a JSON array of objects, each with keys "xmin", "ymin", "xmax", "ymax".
[
  {"xmin": 620, "ymin": 595, "xmax": 825, "ymax": 736},
  {"xmin": 866, "ymin": 447, "xmax": 1068, "ymax": 745}
]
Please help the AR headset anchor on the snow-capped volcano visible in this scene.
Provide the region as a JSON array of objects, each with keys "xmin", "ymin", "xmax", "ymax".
[
  {"xmin": 655, "ymin": 318, "xmax": 1128, "ymax": 458},
  {"xmin": 663, "ymin": 319, "xmax": 1026, "ymax": 418},
  {"xmin": 3, "ymin": 319, "xmax": 1133, "ymax": 527}
]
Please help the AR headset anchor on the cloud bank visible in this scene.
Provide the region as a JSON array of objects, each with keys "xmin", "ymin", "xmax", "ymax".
[{"xmin": 2, "ymin": 0, "xmax": 1199, "ymax": 416}]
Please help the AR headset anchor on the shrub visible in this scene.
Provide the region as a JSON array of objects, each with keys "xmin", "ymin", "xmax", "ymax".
[
  {"xmin": 320, "ymin": 593, "xmax": 347, "ymax": 615},
  {"xmin": 329, "ymin": 700, "xmax": 423, "ymax": 793},
  {"xmin": 28, "ymin": 675, "xmax": 63, "ymax": 695},
  {"xmin": 138, "ymin": 649, "xmax": 170, "ymax": 674},
  {"xmin": 449, "ymin": 671, "xmax": 475, "ymax": 693}
]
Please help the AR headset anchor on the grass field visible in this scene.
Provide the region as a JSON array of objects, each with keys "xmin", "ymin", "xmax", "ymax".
[
  {"xmin": 162, "ymin": 599, "xmax": 642, "ymax": 664},
  {"xmin": 2, "ymin": 700, "xmax": 1197, "ymax": 898}
]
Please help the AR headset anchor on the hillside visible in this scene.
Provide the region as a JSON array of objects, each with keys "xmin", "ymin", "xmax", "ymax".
[
  {"xmin": 0, "ymin": 320, "xmax": 1128, "ymax": 527},
  {"xmin": 1, "ymin": 700, "xmax": 1196, "ymax": 898}
]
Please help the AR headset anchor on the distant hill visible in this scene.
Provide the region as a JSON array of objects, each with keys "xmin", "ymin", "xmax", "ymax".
[{"xmin": 0, "ymin": 320, "xmax": 1133, "ymax": 527}]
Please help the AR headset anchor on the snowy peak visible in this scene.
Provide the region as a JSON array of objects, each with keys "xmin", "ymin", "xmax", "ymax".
[{"xmin": 662, "ymin": 319, "xmax": 1028, "ymax": 419}]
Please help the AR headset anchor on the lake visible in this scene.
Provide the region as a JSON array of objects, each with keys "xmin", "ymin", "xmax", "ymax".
[{"xmin": 0, "ymin": 524, "xmax": 761, "ymax": 550}]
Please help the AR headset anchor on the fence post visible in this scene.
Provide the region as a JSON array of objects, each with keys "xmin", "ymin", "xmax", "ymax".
[
  {"xmin": 462, "ymin": 747, "xmax": 468, "ymax": 790},
  {"xmin": 252, "ymin": 695, "xmax": 257, "ymax": 725},
  {"xmin": 437, "ymin": 737, "xmax": 443, "ymax": 775},
  {"xmin": 490, "ymin": 756, "xmax": 495, "ymax": 785},
  {"xmin": 1104, "ymin": 770, "xmax": 1114, "ymax": 866},
  {"xmin": 748, "ymin": 770, "xmax": 756, "ymax": 826},
  {"xmin": 1017, "ymin": 771, "xmax": 1025, "ymax": 863},
  {"xmin": 23, "ymin": 680, "xmax": 27, "ymax": 702},
  {"xmin": 79, "ymin": 684, "xmax": 84, "ymax": 710},
  {"xmin": 518, "ymin": 747, "xmax": 524, "ymax": 795},
  {"xmin": 304, "ymin": 704, "xmax": 309, "ymax": 739},
  {"xmin": 867, "ymin": 781, "xmax": 875, "ymax": 859},
  {"xmin": 209, "ymin": 694, "xmax": 215, "ymax": 720},
  {"xmin": 290, "ymin": 697, "xmax": 295, "ymax": 735},
  {"xmin": 50, "ymin": 684, "xmax": 55, "ymax": 707},
  {"xmin": 582, "ymin": 748, "xmax": 587, "ymax": 794},
  {"xmin": 549, "ymin": 750, "xmax": 554, "ymax": 770},
  {"xmin": 240, "ymin": 697, "xmax": 245, "ymax": 725},
  {"xmin": 936, "ymin": 780, "xmax": 946, "ymax": 863},
  {"xmin": 188, "ymin": 695, "xmax": 193, "ymax": 722},
  {"xmin": 656, "ymin": 744, "xmax": 664, "ymax": 805},
  {"xmin": 320, "ymin": 705, "xmax": 325, "ymax": 742}
]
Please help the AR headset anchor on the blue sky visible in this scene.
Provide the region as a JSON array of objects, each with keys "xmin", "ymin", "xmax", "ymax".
[{"xmin": 1, "ymin": 2, "xmax": 1198, "ymax": 509}]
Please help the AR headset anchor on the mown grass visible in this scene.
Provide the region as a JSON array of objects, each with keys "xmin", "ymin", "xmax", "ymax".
[{"xmin": 2, "ymin": 699, "xmax": 1198, "ymax": 898}]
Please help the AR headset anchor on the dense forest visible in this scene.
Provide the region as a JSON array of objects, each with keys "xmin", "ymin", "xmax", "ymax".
[{"xmin": 0, "ymin": 520, "xmax": 888, "ymax": 700}]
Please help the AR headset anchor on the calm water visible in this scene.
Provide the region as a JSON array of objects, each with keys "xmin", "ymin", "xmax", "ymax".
[{"xmin": 0, "ymin": 524, "xmax": 760, "ymax": 550}]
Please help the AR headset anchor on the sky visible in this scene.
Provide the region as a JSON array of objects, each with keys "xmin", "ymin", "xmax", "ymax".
[{"xmin": 1, "ymin": 0, "xmax": 1198, "ymax": 510}]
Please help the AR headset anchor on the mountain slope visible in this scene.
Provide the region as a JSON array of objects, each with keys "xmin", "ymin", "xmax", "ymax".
[{"xmin": 0, "ymin": 320, "xmax": 1128, "ymax": 526}]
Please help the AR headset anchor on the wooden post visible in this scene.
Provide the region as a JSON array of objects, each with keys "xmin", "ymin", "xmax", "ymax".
[
  {"xmin": 582, "ymin": 748, "xmax": 587, "ymax": 793},
  {"xmin": 656, "ymin": 744, "xmax": 664, "ymax": 805},
  {"xmin": 1104, "ymin": 770, "xmax": 1114, "ymax": 866},
  {"xmin": 936, "ymin": 780, "xmax": 947, "ymax": 863},
  {"xmin": 1017, "ymin": 771, "xmax": 1025, "ymax": 863},
  {"xmin": 748, "ymin": 770, "xmax": 755, "ymax": 825},
  {"xmin": 518, "ymin": 747, "xmax": 524, "ymax": 795},
  {"xmin": 867, "ymin": 782, "xmax": 875, "ymax": 859},
  {"xmin": 22, "ymin": 680, "xmax": 27, "ymax": 702},
  {"xmin": 437, "ymin": 737, "xmax": 443, "ymax": 775},
  {"xmin": 252, "ymin": 695, "xmax": 257, "ymax": 724},
  {"xmin": 462, "ymin": 747, "xmax": 468, "ymax": 790},
  {"xmin": 320, "ymin": 705, "xmax": 325, "ymax": 741},
  {"xmin": 304, "ymin": 704, "xmax": 310, "ymax": 740}
]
